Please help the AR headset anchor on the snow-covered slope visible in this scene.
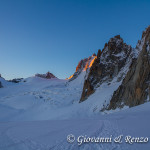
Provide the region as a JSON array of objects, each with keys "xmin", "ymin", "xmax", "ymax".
[
  {"xmin": 0, "ymin": 100, "xmax": 150, "ymax": 150},
  {"xmin": 0, "ymin": 73, "xmax": 150, "ymax": 149},
  {"xmin": 0, "ymin": 77, "xmax": 14, "ymax": 87},
  {"xmin": 0, "ymin": 76, "xmax": 113, "ymax": 121},
  {"xmin": 0, "ymin": 76, "xmax": 97, "ymax": 121}
]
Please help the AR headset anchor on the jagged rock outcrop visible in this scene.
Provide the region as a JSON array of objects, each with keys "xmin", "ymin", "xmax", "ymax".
[
  {"xmin": 35, "ymin": 72, "xmax": 56, "ymax": 79},
  {"xmin": 80, "ymin": 35, "xmax": 134, "ymax": 102},
  {"xmin": 108, "ymin": 26, "xmax": 150, "ymax": 110},
  {"xmin": 67, "ymin": 54, "xmax": 97, "ymax": 81},
  {"xmin": 8, "ymin": 78, "xmax": 23, "ymax": 83}
]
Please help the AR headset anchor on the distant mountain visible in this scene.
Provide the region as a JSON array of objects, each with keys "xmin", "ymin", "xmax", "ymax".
[{"xmin": 35, "ymin": 72, "xmax": 56, "ymax": 79}]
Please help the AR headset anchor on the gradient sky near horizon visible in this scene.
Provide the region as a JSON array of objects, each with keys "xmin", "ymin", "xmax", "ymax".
[{"xmin": 0, "ymin": 0, "xmax": 150, "ymax": 79}]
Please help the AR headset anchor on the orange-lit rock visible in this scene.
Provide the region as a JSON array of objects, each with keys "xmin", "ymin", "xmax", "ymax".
[
  {"xmin": 89, "ymin": 56, "xmax": 97, "ymax": 68},
  {"xmin": 67, "ymin": 55, "xmax": 97, "ymax": 81}
]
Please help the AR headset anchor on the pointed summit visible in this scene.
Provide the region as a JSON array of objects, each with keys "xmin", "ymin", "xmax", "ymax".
[
  {"xmin": 46, "ymin": 72, "xmax": 56, "ymax": 79},
  {"xmin": 80, "ymin": 35, "xmax": 134, "ymax": 102},
  {"xmin": 67, "ymin": 55, "xmax": 97, "ymax": 81},
  {"xmin": 35, "ymin": 72, "xmax": 56, "ymax": 79},
  {"xmin": 142, "ymin": 25, "xmax": 150, "ymax": 39}
]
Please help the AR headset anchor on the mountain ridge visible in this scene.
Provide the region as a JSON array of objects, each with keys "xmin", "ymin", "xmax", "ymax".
[{"xmin": 76, "ymin": 25, "xmax": 150, "ymax": 111}]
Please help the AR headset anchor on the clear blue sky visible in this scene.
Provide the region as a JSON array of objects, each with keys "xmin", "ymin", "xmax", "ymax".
[{"xmin": 0, "ymin": 0, "xmax": 150, "ymax": 79}]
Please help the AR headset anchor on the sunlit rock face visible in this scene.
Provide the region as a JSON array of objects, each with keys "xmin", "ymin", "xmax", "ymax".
[
  {"xmin": 67, "ymin": 54, "xmax": 97, "ymax": 81},
  {"xmin": 35, "ymin": 72, "xmax": 56, "ymax": 79},
  {"xmin": 80, "ymin": 35, "xmax": 135, "ymax": 102},
  {"xmin": 108, "ymin": 26, "xmax": 150, "ymax": 110}
]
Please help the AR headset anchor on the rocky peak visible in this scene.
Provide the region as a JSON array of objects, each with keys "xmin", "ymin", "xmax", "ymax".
[
  {"xmin": 97, "ymin": 49, "xmax": 102, "ymax": 58},
  {"xmin": 35, "ymin": 72, "xmax": 56, "ymax": 79},
  {"xmin": 80, "ymin": 35, "xmax": 134, "ymax": 102},
  {"xmin": 75, "ymin": 58, "xmax": 88, "ymax": 72},
  {"xmin": 46, "ymin": 72, "xmax": 56, "ymax": 79},
  {"xmin": 67, "ymin": 55, "xmax": 97, "ymax": 81},
  {"xmin": 102, "ymin": 35, "xmax": 130, "ymax": 57},
  {"xmin": 108, "ymin": 35, "xmax": 123, "ymax": 50},
  {"xmin": 142, "ymin": 25, "xmax": 150, "ymax": 39}
]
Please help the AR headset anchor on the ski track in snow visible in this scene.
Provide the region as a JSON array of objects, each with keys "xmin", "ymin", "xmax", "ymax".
[{"xmin": 0, "ymin": 120, "xmax": 134, "ymax": 150}]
